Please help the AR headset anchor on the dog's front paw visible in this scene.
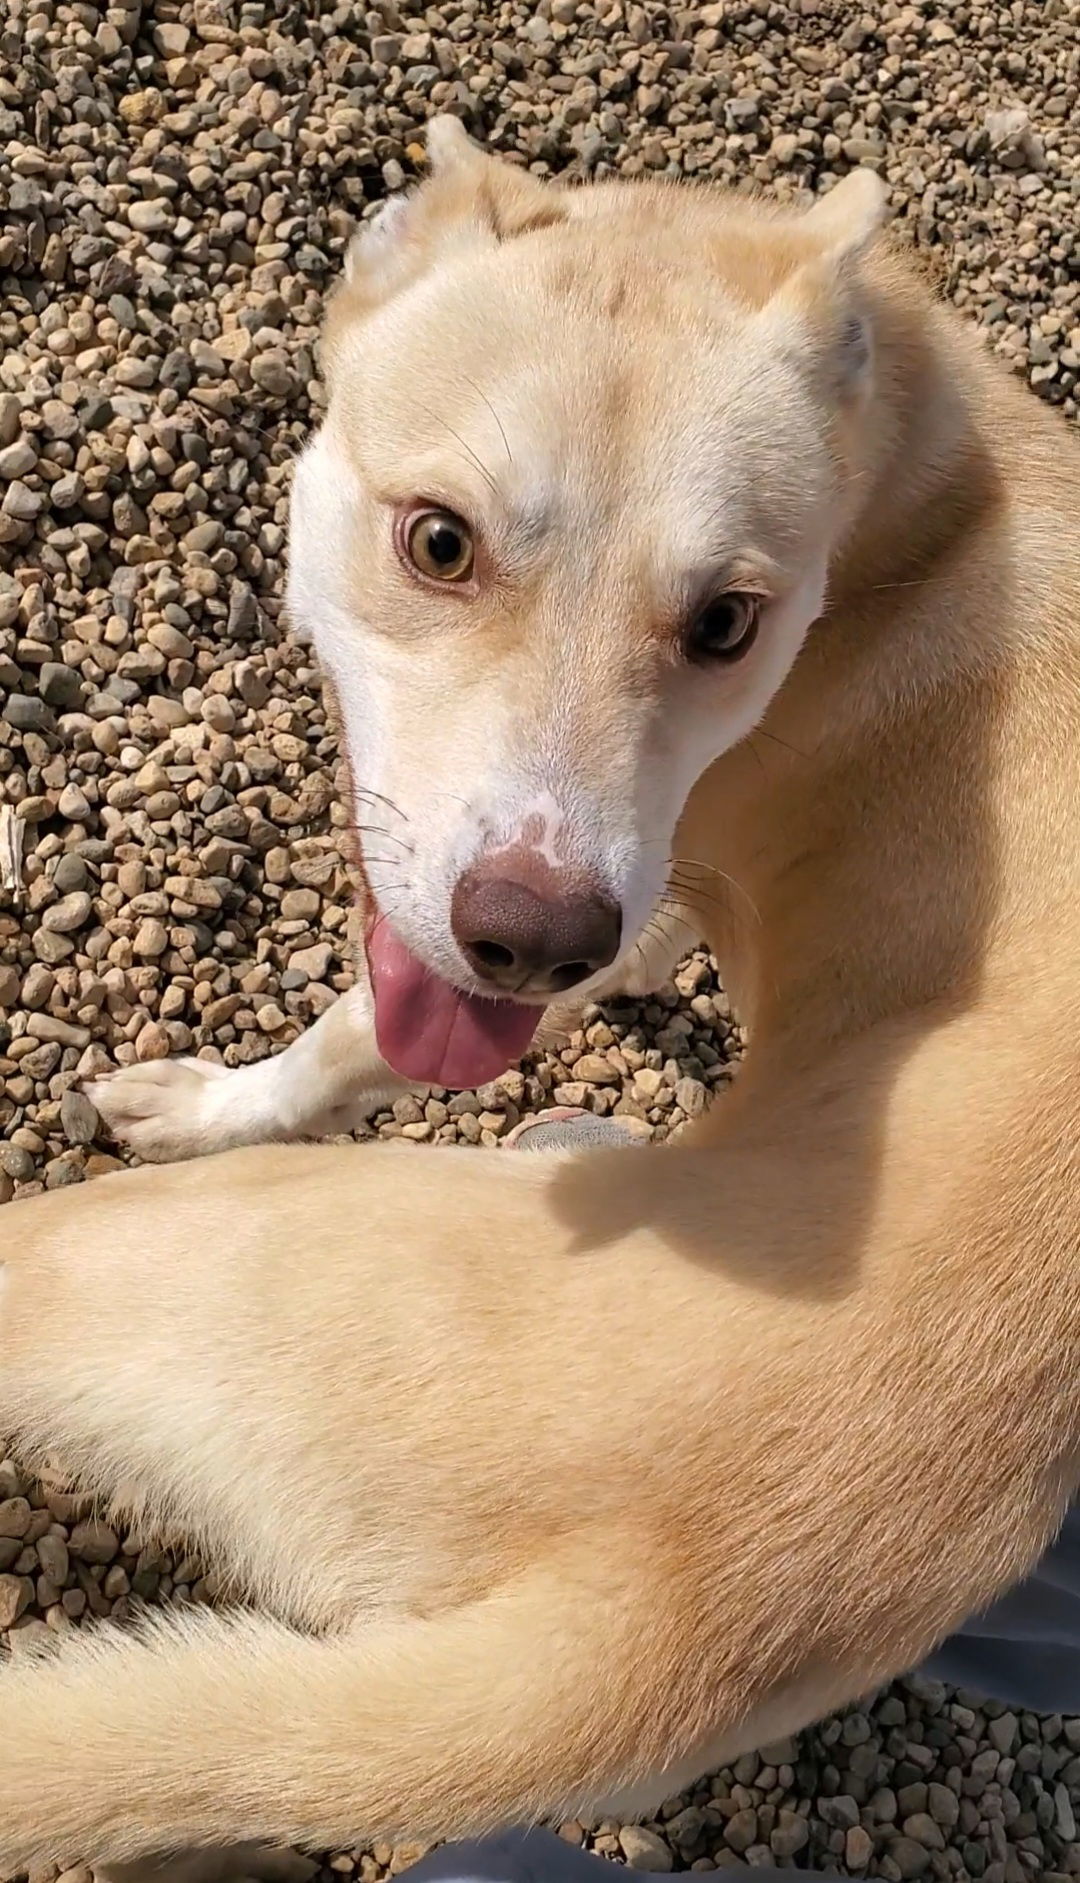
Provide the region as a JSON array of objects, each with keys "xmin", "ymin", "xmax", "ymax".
[{"xmin": 86, "ymin": 1058, "xmax": 237, "ymax": 1163}]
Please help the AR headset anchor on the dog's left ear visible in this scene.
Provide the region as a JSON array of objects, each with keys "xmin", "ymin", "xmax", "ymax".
[
  {"xmin": 423, "ymin": 116, "xmax": 567, "ymax": 241},
  {"xmin": 763, "ymin": 170, "xmax": 890, "ymax": 399},
  {"xmin": 800, "ymin": 168, "xmax": 889, "ymax": 266},
  {"xmin": 338, "ymin": 117, "xmax": 566, "ymax": 314}
]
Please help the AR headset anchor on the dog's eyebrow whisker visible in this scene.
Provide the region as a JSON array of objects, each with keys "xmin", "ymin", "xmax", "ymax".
[
  {"xmin": 463, "ymin": 374, "xmax": 513, "ymax": 467},
  {"xmin": 449, "ymin": 438, "xmax": 501, "ymax": 501},
  {"xmin": 415, "ymin": 401, "xmax": 501, "ymax": 500}
]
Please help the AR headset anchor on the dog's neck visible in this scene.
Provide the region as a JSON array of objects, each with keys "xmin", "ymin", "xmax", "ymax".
[{"xmin": 680, "ymin": 261, "xmax": 1022, "ymax": 1071}]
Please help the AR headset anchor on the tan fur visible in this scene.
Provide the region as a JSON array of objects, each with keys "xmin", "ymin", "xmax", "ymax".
[{"xmin": 4, "ymin": 122, "xmax": 1080, "ymax": 1882}]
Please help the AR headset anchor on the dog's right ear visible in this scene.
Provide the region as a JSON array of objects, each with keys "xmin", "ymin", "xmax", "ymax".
[
  {"xmin": 752, "ymin": 170, "xmax": 890, "ymax": 405},
  {"xmin": 338, "ymin": 117, "xmax": 566, "ymax": 314}
]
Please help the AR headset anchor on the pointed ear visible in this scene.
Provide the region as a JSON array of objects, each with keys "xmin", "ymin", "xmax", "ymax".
[
  {"xmin": 801, "ymin": 167, "xmax": 889, "ymax": 264},
  {"xmin": 759, "ymin": 170, "xmax": 890, "ymax": 400},
  {"xmin": 339, "ymin": 117, "xmax": 566, "ymax": 313}
]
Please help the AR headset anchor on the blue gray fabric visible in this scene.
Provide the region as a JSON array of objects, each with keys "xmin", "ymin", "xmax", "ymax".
[
  {"xmin": 404, "ymin": 1829, "xmax": 790, "ymax": 1883},
  {"xmin": 404, "ymin": 1835, "xmax": 614, "ymax": 1883},
  {"xmin": 924, "ymin": 1501, "xmax": 1080, "ymax": 1711}
]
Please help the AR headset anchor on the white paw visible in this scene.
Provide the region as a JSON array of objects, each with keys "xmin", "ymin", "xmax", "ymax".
[{"xmin": 86, "ymin": 1058, "xmax": 238, "ymax": 1164}]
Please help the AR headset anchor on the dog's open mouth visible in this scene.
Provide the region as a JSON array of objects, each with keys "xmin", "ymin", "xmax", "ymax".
[{"xmin": 367, "ymin": 919, "xmax": 542, "ymax": 1090}]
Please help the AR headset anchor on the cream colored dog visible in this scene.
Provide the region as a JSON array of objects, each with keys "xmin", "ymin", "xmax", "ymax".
[{"xmin": 4, "ymin": 119, "xmax": 1080, "ymax": 1883}]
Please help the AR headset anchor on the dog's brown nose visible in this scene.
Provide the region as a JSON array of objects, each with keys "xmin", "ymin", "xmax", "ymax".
[{"xmin": 451, "ymin": 849, "xmax": 621, "ymax": 996}]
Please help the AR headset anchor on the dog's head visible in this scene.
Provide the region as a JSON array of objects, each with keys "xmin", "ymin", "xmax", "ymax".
[{"xmin": 289, "ymin": 120, "xmax": 887, "ymax": 1088}]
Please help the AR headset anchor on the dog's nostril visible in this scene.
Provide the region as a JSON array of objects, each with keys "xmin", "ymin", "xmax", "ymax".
[
  {"xmin": 471, "ymin": 938, "xmax": 517, "ymax": 972},
  {"xmin": 548, "ymin": 960, "xmax": 591, "ymax": 993}
]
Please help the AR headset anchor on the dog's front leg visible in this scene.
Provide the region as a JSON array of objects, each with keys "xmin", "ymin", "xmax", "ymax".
[
  {"xmin": 86, "ymin": 969, "xmax": 415, "ymax": 1164},
  {"xmin": 86, "ymin": 898, "xmax": 701, "ymax": 1164}
]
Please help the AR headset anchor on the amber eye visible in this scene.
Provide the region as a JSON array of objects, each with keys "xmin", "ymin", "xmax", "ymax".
[
  {"xmin": 405, "ymin": 510, "xmax": 474, "ymax": 583},
  {"xmin": 686, "ymin": 592, "xmax": 760, "ymax": 663}
]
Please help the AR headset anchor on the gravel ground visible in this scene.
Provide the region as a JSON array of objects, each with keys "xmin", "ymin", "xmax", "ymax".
[{"xmin": 2, "ymin": 0, "xmax": 1080, "ymax": 1877}]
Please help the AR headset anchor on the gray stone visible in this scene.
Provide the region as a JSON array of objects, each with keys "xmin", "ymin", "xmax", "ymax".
[
  {"xmin": 39, "ymin": 662, "xmax": 83, "ymax": 709},
  {"xmin": 989, "ymin": 1712, "xmax": 1018, "ymax": 1755},
  {"xmin": 61, "ymin": 1089, "xmax": 100, "ymax": 1146},
  {"xmin": 4, "ymin": 694, "xmax": 54, "ymax": 734}
]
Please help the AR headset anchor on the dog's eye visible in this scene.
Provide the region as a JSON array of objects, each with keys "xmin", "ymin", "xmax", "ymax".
[
  {"xmin": 405, "ymin": 510, "xmax": 474, "ymax": 583},
  {"xmin": 686, "ymin": 592, "xmax": 760, "ymax": 663}
]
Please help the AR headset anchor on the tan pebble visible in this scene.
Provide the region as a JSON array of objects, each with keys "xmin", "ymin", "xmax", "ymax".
[
  {"xmin": 674, "ymin": 1075, "xmax": 706, "ymax": 1116},
  {"xmin": 8, "ymin": 1615, "xmax": 49, "ymax": 1657},
  {"xmin": 846, "ymin": 1825, "xmax": 875, "ymax": 1869},
  {"xmin": 134, "ymin": 1022, "xmax": 170, "ymax": 1062},
  {"xmin": 388, "ymin": 1846, "xmax": 430, "ymax": 1874},
  {"xmin": 0, "ymin": 1497, "xmax": 32, "ymax": 1540},
  {"xmin": 133, "ymin": 917, "xmax": 168, "ymax": 957},
  {"xmin": 36, "ymin": 1532, "xmax": 69, "ymax": 1585},
  {"xmin": 0, "ymin": 1572, "xmax": 32, "ymax": 1627},
  {"xmin": 617, "ymin": 1827, "xmax": 673, "ymax": 1872},
  {"xmin": 570, "ymin": 1052, "xmax": 622, "ymax": 1085},
  {"xmin": 631, "ymin": 1067, "xmax": 663, "ymax": 1100},
  {"xmin": 69, "ymin": 1518, "xmax": 118, "ymax": 1565}
]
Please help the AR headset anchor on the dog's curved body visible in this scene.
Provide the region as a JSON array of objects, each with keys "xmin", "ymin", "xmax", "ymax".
[{"xmin": 3, "ymin": 126, "xmax": 1080, "ymax": 1880}]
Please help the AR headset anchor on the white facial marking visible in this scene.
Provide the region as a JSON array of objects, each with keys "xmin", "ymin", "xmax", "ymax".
[
  {"xmin": 483, "ymin": 792, "xmax": 570, "ymax": 870},
  {"xmin": 292, "ymin": 207, "xmax": 853, "ymax": 1002}
]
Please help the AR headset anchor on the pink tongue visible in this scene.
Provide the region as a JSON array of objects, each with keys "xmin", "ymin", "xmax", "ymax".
[{"xmin": 367, "ymin": 921, "xmax": 542, "ymax": 1089}]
